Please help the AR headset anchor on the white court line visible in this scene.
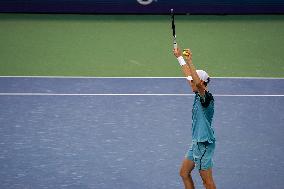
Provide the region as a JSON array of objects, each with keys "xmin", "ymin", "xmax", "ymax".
[
  {"xmin": 0, "ymin": 93, "xmax": 283, "ymax": 97},
  {"xmin": 0, "ymin": 76, "xmax": 283, "ymax": 79},
  {"xmin": 0, "ymin": 93, "xmax": 193, "ymax": 96},
  {"xmin": 0, "ymin": 77, "xmax": 283, "ymax": 96}
]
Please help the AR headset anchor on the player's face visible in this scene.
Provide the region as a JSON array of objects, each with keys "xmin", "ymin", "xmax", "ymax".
[
  {"xmin": 190, "ymin": 80, "xmax": 206, "ymax": 93},
  {"xmin": 189, "ymin": 81, "xmax": 198, "ymax": 92}
]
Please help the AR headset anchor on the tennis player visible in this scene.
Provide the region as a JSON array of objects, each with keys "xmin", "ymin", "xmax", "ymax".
[{"xmin": 173, "ymin": 47, "xmax": 216, "ymax": 189}]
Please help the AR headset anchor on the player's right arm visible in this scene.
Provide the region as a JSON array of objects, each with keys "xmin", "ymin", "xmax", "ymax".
[{"xmin": 173, "ymin": 48, "xmax": 192, "ymax": 85}]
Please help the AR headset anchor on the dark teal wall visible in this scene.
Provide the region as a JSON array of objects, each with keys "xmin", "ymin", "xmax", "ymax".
[{"xmin": 0, "ymin": 0, "xmax": 283, "ymax": 14}]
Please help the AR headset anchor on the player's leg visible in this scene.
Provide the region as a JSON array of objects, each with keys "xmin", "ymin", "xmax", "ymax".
[
  {"xmin": 180, "ymin": 158, "xmax": 195, "ymax": 189},
  {"xmin": 199, "ymin": 168, "xmax": 216, "ymax": 189},
  {"xmin": 197, "ymin": 142, "xmax": 216, "ymax": 189}
]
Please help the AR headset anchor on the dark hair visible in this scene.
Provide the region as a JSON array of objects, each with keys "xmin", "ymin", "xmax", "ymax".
[{"xmin": 204, "ymin": 77, "xmax": 210, "ymax": 87}]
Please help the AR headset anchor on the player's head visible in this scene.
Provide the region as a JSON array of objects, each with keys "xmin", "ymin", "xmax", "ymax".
[{"xmin": 188, "ymin": 70, "xmax": 210, "ymax": 92}]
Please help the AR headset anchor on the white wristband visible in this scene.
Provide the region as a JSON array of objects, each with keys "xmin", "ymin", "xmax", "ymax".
[{"xmin": 177, "ymin": 56, "xmax": 186, "ymax": 66}]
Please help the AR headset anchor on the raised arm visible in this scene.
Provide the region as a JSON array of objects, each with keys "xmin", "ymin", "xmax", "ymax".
[
  {"xmin": 173, "ymin": 47, "xmax": 192, "ymax": 86},
  {"xmin": 183, "ymin": 49, "xmax": 206, "ymax": 96}
]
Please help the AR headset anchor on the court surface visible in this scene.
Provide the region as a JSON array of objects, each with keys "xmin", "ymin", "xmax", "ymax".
[
  {"xmin": 0, "ymin": 77, "xmax": 284, "ymax": 189},
  {"xmin": 1, "ymin": 14, "xmax": 284, "ymax": 77}
]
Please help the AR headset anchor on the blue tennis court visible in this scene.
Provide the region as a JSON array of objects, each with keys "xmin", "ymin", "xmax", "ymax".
[{"xmin": 0, "ymin": 77, "xmax": 283, "ymax": 189}]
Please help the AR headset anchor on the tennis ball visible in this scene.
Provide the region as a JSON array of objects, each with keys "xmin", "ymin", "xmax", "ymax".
[{"xmin": 183, "ymin": 50, "xmax": 190, "ymax": 56}]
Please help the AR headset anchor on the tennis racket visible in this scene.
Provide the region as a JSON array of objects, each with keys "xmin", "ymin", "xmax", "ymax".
[{"xmin": 171, "ymin": 9, "xmax": 177, "ymax": 49}]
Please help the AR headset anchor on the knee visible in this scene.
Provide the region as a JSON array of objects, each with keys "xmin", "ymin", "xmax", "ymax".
[
  {"xmin": 179, "ymin": 169, "xmax": 191, "ymax": 179},
  {"xmin": 203, "ymin": 180, "xmax": 216, "ymax": 189}
]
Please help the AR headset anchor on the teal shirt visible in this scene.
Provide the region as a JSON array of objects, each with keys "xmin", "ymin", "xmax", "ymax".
[{"xmin": 192, "ymin": 91, "xmax": 216, "ymax": 143}]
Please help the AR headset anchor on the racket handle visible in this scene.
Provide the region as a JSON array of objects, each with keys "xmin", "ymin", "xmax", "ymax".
[
  {"xmin": 173, "ymin": 38, "xmax": 177, "ymax": 49},
  {"xmin": 173, "ymin": 42, "xmax": 177, "ymax": 49}
]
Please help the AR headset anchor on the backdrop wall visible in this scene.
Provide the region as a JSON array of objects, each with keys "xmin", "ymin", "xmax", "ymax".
[{"xmin": 0, "ymin": 0, "xmax": 284, "ymax": 14}]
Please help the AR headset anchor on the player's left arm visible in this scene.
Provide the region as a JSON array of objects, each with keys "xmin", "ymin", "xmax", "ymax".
[
  {"xmin": 173, "ymin": 47, "xmax": 192, "ymax": 87},
  {"xmin": 183, "ymin": 49, "xmax": 206, "ymax": 97}
]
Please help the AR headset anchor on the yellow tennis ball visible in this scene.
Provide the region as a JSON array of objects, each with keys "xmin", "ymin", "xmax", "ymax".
[{"xmin": 183, "ymin": 51, "xmax": 190, "ymax": 56}]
